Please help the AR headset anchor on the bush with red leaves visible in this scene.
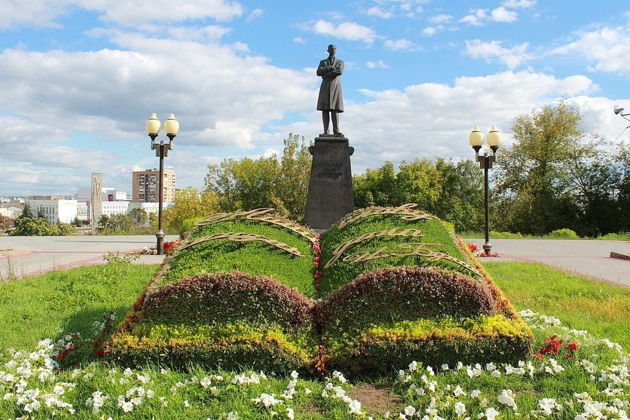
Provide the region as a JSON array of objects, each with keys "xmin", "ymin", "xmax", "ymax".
[
  {"xmin": 316, "ymin": 266, "xmax": 497, "ymax": 337},
  {"xmin": 143, "ymin": 272, "xmax": 315, "ymax": 330}
]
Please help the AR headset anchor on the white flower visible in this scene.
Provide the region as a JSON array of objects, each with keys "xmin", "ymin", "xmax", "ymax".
[
  {"xmin": 226, "ymin": 412, "xmax": 239, "ymax": 420},
  {"xmin": 498, "ymin": 389, "xmax": 517, "ymax": 410},
  {"xmin": 441, "ymin": 364, "xmax": 449, "ymax": 371},
  {"xmin": 537, "ymin": 398, "xmax": 562, "ymax": 416},
  {"xmin": 404, "ymin": 405, "xmax": 416, "ymax": 416},
  {"xmin": 479, "ymin": 407, "xmax": 499, "ymax": 419},
  {"xmin": 123, "ymin": 368, "xmax": 133, "ymax": 377},
  {"xmin": 454, "ymin": 401, "xmax": 466, "ymax": 416},
  {"xmin": 471, "ymin": 390, "xmax": 481, "ymax": 399},
  {"xmin": 348, "ymin": 399, "xmax": 362, "ymax": 415},
  {"xmin": 290, "ymin": 370, "xmax": 299, "ymax": 379},
  {"xmin": 286, "ymin": 407, "xmax": 295, "ymax": 419},
  {"xmin": 409, "ymin": 361, "xmax": 418, "ymax": 372},
  {"xmin": 183, "ymin": 400, "xmax": 190, "ymax": 407},
  {"xmin": 453, "ymin": 386, "xmax": 466, "ymax": 397}
]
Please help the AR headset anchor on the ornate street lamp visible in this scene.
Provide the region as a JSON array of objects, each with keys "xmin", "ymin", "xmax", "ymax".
[
  {"xmin": 145, "ymin": 113, "xmax": 180, "ymax": 255},
  {"xmin": 469, "ymin": 125, "xmax": 501, "ymax": 255}
]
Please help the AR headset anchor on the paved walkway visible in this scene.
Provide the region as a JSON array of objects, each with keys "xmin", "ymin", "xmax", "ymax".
[
  {"xmin": 1, "ymin": 236, "xmax": 628, "ymax": 287},
  {"xmin": 467, "ymin": 238, "xmax": 630, "ymax": 287},
  {"xmin": 0, "ymin": 235, "xmax": 178, "ymax": 279}
]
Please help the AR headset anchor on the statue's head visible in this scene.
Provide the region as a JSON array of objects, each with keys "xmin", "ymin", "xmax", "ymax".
[{"xmin": 327, "ymin": 44, "xmax": 336, "ymax": 55}]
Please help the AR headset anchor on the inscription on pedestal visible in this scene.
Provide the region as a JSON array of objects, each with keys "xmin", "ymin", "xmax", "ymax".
[{"xmin": 305, "ymin": 136, "xmax": 355, "ymax": 230}]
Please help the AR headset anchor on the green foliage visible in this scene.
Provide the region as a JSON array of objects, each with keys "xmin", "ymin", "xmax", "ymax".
[
  {"xmin": 205, "ymin": 133, "xmax": 312, "ymax": 221},
  {"xmin": 10, "ymin": 217, "xmax": 75, "ymax": 236},
  {"xmin": 548, "ymin": 228, "xmax": 580, "ymax": 239},
  {"xmin": 598, "ymin": 231, "xmax": 630, "ymax": 241},
  {"xmin": 164, "ymin": 187, "xmax": 220, "ymax": 235},
  {"xmin": 20, "ymin": 202, "xmax": 33, "ymax": 219},
  {"xmin": 353, "ymin": 159, "xmax": 484, "ymax": 232},
  {"xmin": 495, "ymin": 101, "xmax": 630, "ymax": 236},
  {"xmin": 489, "ymin": 230, "xmax": 523, "ymax": 239},
  {"xmin": 98, "ymin": 212, "xmax": 154, "ymax": 235},
  {"xmin": 318, "ymin": 215, "xmax": 470, "ymax": 296},
  {"xmin": 164, "ymin": 220, "xmax": 315, "ymax": 297}
]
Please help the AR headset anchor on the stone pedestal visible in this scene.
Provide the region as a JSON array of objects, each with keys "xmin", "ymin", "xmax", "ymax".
[{"xmin": 305, "ymin": 134, "xmax": 354, "ymax": 230}]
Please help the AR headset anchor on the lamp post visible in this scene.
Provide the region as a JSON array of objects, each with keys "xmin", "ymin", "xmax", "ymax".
[
  {"xmin": 469, "ymin": 125, "xmax": 502, "ymax": 255},
  {"xmin": 145, "ymin": 113, "xmax": 180, "ymax": 255}
]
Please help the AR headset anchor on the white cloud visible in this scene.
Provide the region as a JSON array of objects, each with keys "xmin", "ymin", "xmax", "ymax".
[
  {"xmin": 502, "ymin": 0, "xmax": 536, "ymax": 8},
  {"xmin": 330, "ymin": 71, "xmax": 598, "ymax": 171},
  {"xmin": 465, "ymin": 39, "xmax": 532, "ymax": 70},
  {"xmin": 459, "ymin": 9, "xmax": 488, "ymax": 26},
  {"xmin": 550, "ymin": 26, "xmax": 630, "ymax": 74},
  {"xmin": 0, "ymin": 33, "xmax": 316, "ymax": 192},
  {"xmin": 80, "ymin": 0, "xmax": 243, "ymax": 25},
  {"xmin": 490, "ymin": 7, "xmax": 517, "ymax": 23},
  {"xmin": 0, "ymin": 0, "xmax": 244, "ymax": 29},
  {"xmin": 246, "ymin": 8, "xmax": 263, "ymax": 22},
  {"xmin": 428, "ymin": 14, "xmax": 453, "ymax": 24},
  {"xmin": 293, "ymin": 36, "xmax": 306, "ymax": 44},
  {"xmin": 384, "ymin": 38, "xmax": 418, "ymax": 51},
  {"xmin": 423, "ymin": 27, "xmax": 437, "ymax": 36},
  {"xmin": 366, "ymin": 60, "xmax": 389, "ymax": 69},
  {"xmin": 365, "ymin": 6, "xmax": 393, "ymax": 19},
  {"xmin": 310, "ymin": 20, "xmax": 377, "ymax": 43},
  {"xmin": 165, "ymin": 25, "xmax": 231, "ymax": 42}
]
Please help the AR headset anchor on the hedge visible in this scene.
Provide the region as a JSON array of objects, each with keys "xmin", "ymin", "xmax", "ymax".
[
  {"xmin": 106, "ymin": 326, "xmax": 312, "ymax": 373},
  {"xmin": 316, "ymin": 266, "xmax": 498, "ymax": 338},
  {"xmin": 143, "ymin": 272, "xmax": 315, "ymax": 330},
  {"xmin": 108, "ymin": 206, "xmax": 533, "ymax": 376}
]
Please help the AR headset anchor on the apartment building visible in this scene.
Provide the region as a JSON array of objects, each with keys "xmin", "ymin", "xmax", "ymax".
[{"xmin": 131, "ymin": 169, "xmax": 176, "ymax": 203}]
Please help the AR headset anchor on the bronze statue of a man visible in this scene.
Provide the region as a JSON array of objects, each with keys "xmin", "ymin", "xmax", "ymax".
[{"xmin": 317, "ymin": 44, "xmax": 344, "ymax": 136}]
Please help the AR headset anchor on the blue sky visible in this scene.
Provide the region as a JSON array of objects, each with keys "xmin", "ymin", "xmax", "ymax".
[{"xmin": 1, "ymin": 0, "xmax": 629, "ymax": 196}]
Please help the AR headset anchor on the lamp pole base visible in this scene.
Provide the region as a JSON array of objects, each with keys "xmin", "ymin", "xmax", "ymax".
[{"xmin": 156, "ymin": 230, "xmax": 165, "ymax": 255}]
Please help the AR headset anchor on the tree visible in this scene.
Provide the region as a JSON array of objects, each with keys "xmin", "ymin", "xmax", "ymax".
[
  {"xmin": 353, "ymin": 159, "xmax": 484, "ymax": 232},
  {"xmin": 0, "ymin": 215, "xmax": 14, "ymax": 231},
  {"xmin": 36, "ymin": 207, "xmax": 46, "ymax": 219},
  {"xmin": 129, "ymin": 208, "xmax": 148, "ymax": 227},
  {"xmin": 20, "ymin": 203, "xmax": 33, "ymax": 219},
  {"xmin": 494, "ymin": 101, "xmax": 583, "ymax": 234},
  {"xmin": 204, "ymin": 133, "xmax": 312, "ymax": 221},
  {"xmin": 164, "ymin": 187, "xmax": 220, "ymax": 234}
]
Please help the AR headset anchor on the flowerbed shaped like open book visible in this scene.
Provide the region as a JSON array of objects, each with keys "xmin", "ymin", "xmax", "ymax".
[{"xmin": 106, "ymin": 205, "xmax": 533, "ymax": 376}]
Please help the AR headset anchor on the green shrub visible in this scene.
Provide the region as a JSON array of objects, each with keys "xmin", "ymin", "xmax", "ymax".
[
  {"xmin": 317, "ymin": 267, "xmax": 497, "ymax": 338},
  {"xmin": 489, "ymin": 231, "xmax": 523, "ymax": 239},
  {"xmin": 597, "ymin": 232, "xmax": 630, "ymax": 241},
  {"xmin": 179, "ymin": 217, "xmax": 204, "ymax": 237},
  {"xmin": 548, "ymin": 228, "xmax": 579, "ymax": 239},
  {"xmin": 10, "ymin": 217, "xmax": 74, "ymax": 236}
]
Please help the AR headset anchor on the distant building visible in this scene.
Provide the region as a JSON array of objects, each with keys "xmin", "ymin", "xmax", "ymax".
[
  {"xmin": 25, "ymin": 199, "xmax": 78, "ymax": 224},
  {"xmin": 132, "ymin": 169, "xmax": 176, "ymax": 203}
]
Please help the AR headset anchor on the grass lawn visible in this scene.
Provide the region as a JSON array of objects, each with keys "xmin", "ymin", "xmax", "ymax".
[
  {"xmin": 0, "ymin": 259, "xmax": 628, "ymax": 418},
  {"xmin": 0, "ymin": 258, "xmax": 157, "ymax": 351},
  {"xmin": 485, "ymin": 261, "xmax": 630, "ymax": 349}
]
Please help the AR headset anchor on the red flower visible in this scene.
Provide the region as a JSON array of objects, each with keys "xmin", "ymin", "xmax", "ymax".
[
  {"xmin": 566, "ymin": 353, "xmax": 574, "ymax": 359},
  {"xmin": 568, "ymin": 342, "xmax": 578, "ymax": 351},
  {"xmin": 95, "ymin": 349, "xmax": 107, "ymax": 358}
]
